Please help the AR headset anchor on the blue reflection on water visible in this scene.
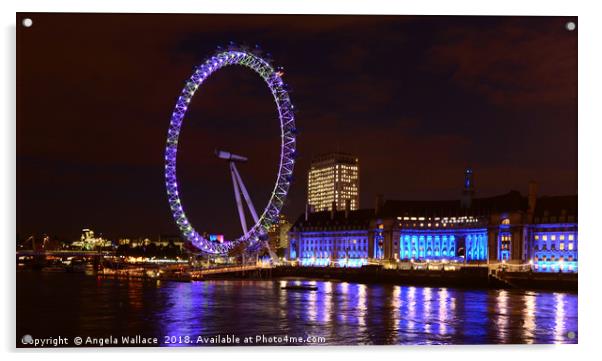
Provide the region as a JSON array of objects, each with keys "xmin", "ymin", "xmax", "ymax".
[
  {"xmin": 17, "ymin": 273, "xmax": 576, "ymax": 346},
  {"xmin": 154, "ymin": 279, "xmax": 577, "ymax": 345}
]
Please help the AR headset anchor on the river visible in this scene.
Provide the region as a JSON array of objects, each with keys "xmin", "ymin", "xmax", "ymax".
[{"xmin": 16, "ymin": 272, "xmax": 577, "ymax": 346}]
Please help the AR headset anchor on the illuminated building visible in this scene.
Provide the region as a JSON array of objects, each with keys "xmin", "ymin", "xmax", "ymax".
[
  {"xmin": 289, "ymin": 169, "xmax": 577, "ymax": 273},
  {"xmin": 526, "ymin": 195, "xmax": 578, "ymax": 273},
  {"xmin": 381, "ymin": 191, "xmax": 524, "ymax": 264},
  {"xmin": 307, "ymin": 152, "xmax": 359, "ymax": 212},
  {"xmin": 278, "ymin": 216, "xmax": 292, "ymax": 249},
  {"xmin": 288, "ymin": 206, "xmax": 372, "ymax": 267},
  {"xmin": 71, "ymin": 228, "xmax": 112, "ymax": 250},
  {"xmin": 267, "ymin": 214, "xmax": 292, "ymax": 251},
  {"xmin": 208, "ymin": 234, "xmax": 225, "ymax": 243},
  {"xmin": 275, "ymin": 214, "xmax": 292, "ymax": 249},
  {"xmin": 118, "ymin": 235, "xmax": 185, "ymax": 250},
  {"xmin": 157, "ymin": 234, "xmax": 186, "ymax": 249},
  {"xmin": 117, "ymin": 237, "xmax": 150, "ymax": 247}
]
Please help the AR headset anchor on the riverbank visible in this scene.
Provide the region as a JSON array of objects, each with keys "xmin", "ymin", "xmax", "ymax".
[
  {"xmin": 203, "ymin": 266, "xmax": 578, "ymax": 292},
  {"xmin": 18, "ymin": 262, "xmax": 578, "ymax": 292}
]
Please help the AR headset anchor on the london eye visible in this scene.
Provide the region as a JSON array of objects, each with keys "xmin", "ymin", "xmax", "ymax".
[{"xmin": 164, "ymin": 46, "xmax": 297, "ymax": 255}]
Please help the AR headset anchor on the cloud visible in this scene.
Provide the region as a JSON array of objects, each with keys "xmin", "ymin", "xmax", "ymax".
[{"xmin": 426, "ymin": 18, "xmax": 577, "ymax": 108}]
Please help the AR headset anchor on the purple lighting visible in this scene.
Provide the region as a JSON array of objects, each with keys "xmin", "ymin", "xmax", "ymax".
[{"xmin": 164, "ymin": 47, "xmax": 297, "ymax": 255}]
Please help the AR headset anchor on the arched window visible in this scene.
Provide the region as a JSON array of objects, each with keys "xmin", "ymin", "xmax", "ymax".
[{"xmin": 501, "ymin": 218, "xmax": 510, "ymax": 225}]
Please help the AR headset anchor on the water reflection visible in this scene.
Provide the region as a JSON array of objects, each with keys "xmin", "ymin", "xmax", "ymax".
[
  {"xmin": 391, "ymin": 286, "xmax": 401, "ymax": 341},
  {"xmin": 438, "ymin": 288, "xmax": 449, "ymax": 336},
  {"xmin": 405, "ymin": 286, "xmax": 417, "ymax": 336},
  {"xmin": 17, "ymin": 273, "xmax": 578, "ymax": 346},
  {"xmin": 338, "ymin": 282, "xmax": 349, "ymax": 324},
  {"xmin": 554, "ymin": 293, "xmax": 565, "ymax": 343},
  {"xmin": 495, "ymin": 290, "xmax": 510, "ymax": 343},
  {"xmin": 422, "ymin": 287, "xmax": 432, "ymax": 337},
  {"xmin": 320, "ymin": 282, "xmax": 332, "ymax": 324},
  {"xmin": 356, "ymin": 284, "xmax": 367, "ymax": 329},
  {"xmin": 307, "ymin": 284, "xmax": 317, "ymax": 322},
  {"xmin": 522, "ymin": 292, "xmax": 536, "ymax": 343}
]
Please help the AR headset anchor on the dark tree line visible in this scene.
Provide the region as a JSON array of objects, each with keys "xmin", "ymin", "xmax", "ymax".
[{"xmin": 116, "ymin": 241, "xmax": 185, "ymax": 258}]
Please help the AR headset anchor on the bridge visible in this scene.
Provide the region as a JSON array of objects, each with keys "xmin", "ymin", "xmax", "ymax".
[{"xmin": 16, "ymin": 250, "xmax": 114, "ymax": 257}]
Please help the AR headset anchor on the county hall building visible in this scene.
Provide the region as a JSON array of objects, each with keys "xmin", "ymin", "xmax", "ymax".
[{"xmin": 288, "ymin": 167, "xmax": 577, "ymax": 273}]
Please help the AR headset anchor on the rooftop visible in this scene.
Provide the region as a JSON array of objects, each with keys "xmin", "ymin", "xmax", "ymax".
[
  {"xmin": 534, "ymin": 195, "xmax": 578, "ymax": 219},
  {"xmin": 310, "ymin": 152, "xmax": 358, "ymax": 165},
  {"xmin": 291, "ymin": 208, "xmax": 374, "ymax": 231},
  {"xmin": 291, "ymin": 191, "xmax": 578, "ymax": 230},
  {"xmin": 381, "ymin": 191, "xmax": 528, "ymax": 217}
]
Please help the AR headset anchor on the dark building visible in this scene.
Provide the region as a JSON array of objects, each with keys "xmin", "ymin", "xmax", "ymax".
[{"xmin": 288, "ymin": 170, "xmax": 577, "ymax": 273}]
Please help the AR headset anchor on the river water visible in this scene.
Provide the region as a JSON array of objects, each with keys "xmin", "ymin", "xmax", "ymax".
[{"xmin": 16, "ymin": 272, "xmax": 577, "ymax": 346}]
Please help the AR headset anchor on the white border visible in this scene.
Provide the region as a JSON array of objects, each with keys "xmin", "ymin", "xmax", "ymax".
[{"xmin": 3, "ymin": 1, "xmax": 602, "ymax": 360}]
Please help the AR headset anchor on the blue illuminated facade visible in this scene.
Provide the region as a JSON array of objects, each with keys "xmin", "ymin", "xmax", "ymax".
[
  {"xmin": 465, "ymin": 231, "xmax": 488, "ymax": 261},
  {"xmin": 399, "ymin": 232, "xmax": 458, "ymax": 260},
  {"xmin": 288, "ymin": 170, "xmax": 577, "ymax": 274},
  {"xmin": 524, "ymin": 195, "xmax": 578, "ymax": 273},
  {"xmin": 498, "ymin": 223, "xmax": 512, "ymax": 261},
  {"xmin": 393, "ymin": 215, "xmax": 489, "ymax": 263},
  {"xmin": 373, "ymin": 225, "xmax": 385, "ymax": 260},
  {"xmin": 296, "ymin": 231, "xmax": 369, "ymax": 267},
  {"xmin": 529, "ymin": 227, "xmax": 578, "ymax": 272},
  {"xmin": 288, "ymin": 209, "xmax": 373, "ymax": 267}
]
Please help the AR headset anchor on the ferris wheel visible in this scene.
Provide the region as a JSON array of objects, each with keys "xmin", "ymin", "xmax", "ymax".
[{"xmin": 164, "ymin": 45, "xmax": 297, "ymax": 255}]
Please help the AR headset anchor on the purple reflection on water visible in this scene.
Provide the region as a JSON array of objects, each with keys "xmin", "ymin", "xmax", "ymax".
[
  {"xmin": 156, "ymin": 279, "xmax": 577, "ymax": 345},
  {"xmin": 17, "ymin": 273, "xmax": 578, "ymax": 346}
]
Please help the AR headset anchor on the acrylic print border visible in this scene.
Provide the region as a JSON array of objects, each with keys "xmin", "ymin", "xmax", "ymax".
[{"xmin": 3, "ymin": 0, "xmax": 595, "ymax": 353}]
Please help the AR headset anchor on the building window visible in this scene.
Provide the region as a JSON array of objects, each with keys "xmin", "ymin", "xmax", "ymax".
[{"xmin": 499, "ymin": 233, "xmax": 511, "ymax": 260}]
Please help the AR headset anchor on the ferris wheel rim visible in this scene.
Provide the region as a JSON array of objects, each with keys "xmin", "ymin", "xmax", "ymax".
[{"xmin": 164, "ymin": 48, "xmax": 296, "ymax": 255}]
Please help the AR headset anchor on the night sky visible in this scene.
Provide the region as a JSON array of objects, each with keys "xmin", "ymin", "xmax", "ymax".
[{"xmin": 17, "ymin": 14, "xmax": 577, "ymax": 241}]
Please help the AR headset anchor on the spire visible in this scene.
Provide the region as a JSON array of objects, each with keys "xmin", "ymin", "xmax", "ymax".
[
  {"xmin": 461, "ymin": 167, "xmax": 475, "ymax": 208},
  {"xmin": 464, "ymin": 167, "xmax": 474, "ymax": 191}
]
